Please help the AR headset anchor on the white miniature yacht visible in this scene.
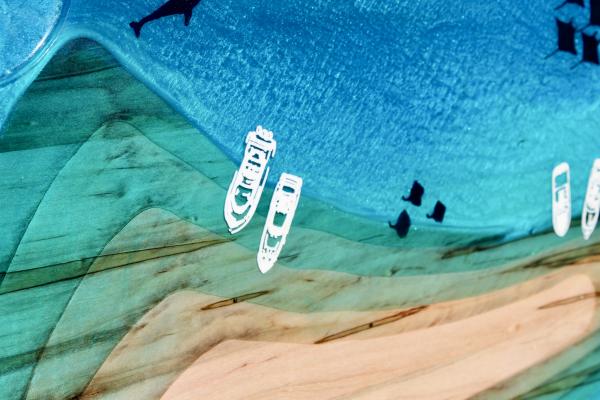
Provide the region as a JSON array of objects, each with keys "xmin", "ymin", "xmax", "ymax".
[
  {"xmin": 582, "ymin": 159, "xmax": 600, "ymax": 240},
  {"xmin": 224, "ymin": 126, "xmax": 276, "ymax": 234},
  {"xmin": 257, "ymin": 173, "xmax": 303, "ymax": 273},
  {"xmin": 552, "ymin": 162, "xmax": 571, "ymax": 238}
]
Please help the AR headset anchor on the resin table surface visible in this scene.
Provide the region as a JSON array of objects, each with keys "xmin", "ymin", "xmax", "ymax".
[
  {"xmin": 1, "ymin": 38, "xmax": 600, "ymax": 400},
  {"xmin": 4, "ymin": 0, "xmax": 600, "ymax": 234}
]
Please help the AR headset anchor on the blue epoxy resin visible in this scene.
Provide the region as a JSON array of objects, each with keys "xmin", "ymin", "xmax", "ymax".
[{"xmin": 2, "ymin": 0, "xmax": 600, "ymax": 236}]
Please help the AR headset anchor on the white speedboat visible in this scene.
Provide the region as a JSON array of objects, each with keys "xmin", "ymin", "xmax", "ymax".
[
  {"xmin": 224, "ymin": 126, "xmax": 276, "ymax": 234},
  {"xmin": 552, "ymin": 162, "xmax": 571, "ymax": 237},
  {"xmin": 582, "ymin": 159, "xmax": 600, "ymax": 240},
  {"xmin": 257, "ymin": 173, "xmax": 303, "ymax": 273}
]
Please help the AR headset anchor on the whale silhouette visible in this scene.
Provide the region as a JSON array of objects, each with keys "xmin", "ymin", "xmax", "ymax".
[
  {"xmin": 130, "ymin": 0, "xmax": 203, "ymax": 38},
  {"xmin": 389, "ymin": 210, "xmax": 411, "ymax": 238}
]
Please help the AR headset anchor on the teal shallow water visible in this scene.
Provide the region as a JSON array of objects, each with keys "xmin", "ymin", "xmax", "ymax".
[{"xmin": 1, "ymin": 26, "xmax": 600, "ymax": 400}]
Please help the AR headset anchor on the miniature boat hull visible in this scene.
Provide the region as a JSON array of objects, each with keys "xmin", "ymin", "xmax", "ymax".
[
  {"xmin": 552, "ymin": 162, "xmax": 571, "ymax": 238},
  {"xmin": 257, "ymin": 173, "xmax": 303, "ymax": 273},
  {"xmin": 582, "ymin": 159, "xmax": 600, "ymax": 240},
  {"xmin": 224, "ymin": 126, "xmax": 276, "ymax": 234}
]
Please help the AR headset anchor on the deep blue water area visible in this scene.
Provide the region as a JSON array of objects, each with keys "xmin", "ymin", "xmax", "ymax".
[{"xmin": 2, "ymin": 0, "xmax": 600, "ymax": 236}]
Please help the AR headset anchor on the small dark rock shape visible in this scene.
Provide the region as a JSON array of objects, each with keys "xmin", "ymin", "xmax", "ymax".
[
  {"xmin": 402, "ymin": 180, "xmax": 424, "ymax": 206},
  {"xmin": 427, "ymin": 201, "xmax": 446, "ymax": 223},
  {"xmin": 130, "ymin": 0, "xmax": 203, "ymax": 38},
  {"xmin": 389, "ymin": 210, "xmax": 411, "ymax": 238}
]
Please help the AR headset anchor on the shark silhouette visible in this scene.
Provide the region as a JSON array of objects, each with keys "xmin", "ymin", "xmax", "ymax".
[{"xmin": 130, "ymin": 0, "xmax": 203, "ymax": 38}]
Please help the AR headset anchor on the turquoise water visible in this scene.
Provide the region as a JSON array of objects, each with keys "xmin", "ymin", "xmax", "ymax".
[
  {"xmin": 0, "ymin": 0, "xmax": 66, "ymax": 81},
  {"xmin": 0, "ymin": 25, "xmax": 599, "ymax": 400},
  {"xmin": 1, "ymin": 0, "xmax": 599, "ymax": 236}
]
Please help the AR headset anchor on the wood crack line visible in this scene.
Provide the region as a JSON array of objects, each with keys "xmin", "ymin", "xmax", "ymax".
[{"xmin": 315, "ymin": 305, "xmax": 428, "ymax": 344}]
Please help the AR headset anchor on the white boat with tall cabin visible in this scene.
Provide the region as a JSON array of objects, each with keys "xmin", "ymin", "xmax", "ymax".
[
  {"xmin": 257, "ymin": 173, "xmax": 303, "ymax": 273},
  {"xmin": 224, "ymin": 126, "xmax": 276, "ymax": 234},
  {"xmin": 582, "ymin": 158, "xmax": 600, "ymax": 240},
  {"xmin": 552, "ymin": 162, "xmax": 571, "ymax": 238}
]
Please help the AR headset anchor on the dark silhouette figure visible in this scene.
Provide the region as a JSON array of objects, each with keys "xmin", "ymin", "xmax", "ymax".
[
  {"xmin": 552, "ymin": 19, "xmax": 577, "ymax": 56},
  {"xmin": 130, "ymin": 0, "xmax": 202, "ymax": 38},
  {"xmin": 389, "ymin": 210, "xmax": 411, "ymax": 238},
  {"xmin": 427, "ymin": 201, "xmax": 446, "ymax": 223},
  {"xmin": 577, "ymin": 32, "xmax": 600, "ymax": 67},
  {"xmin": 591, "ymin": 0, "xmax": 600, "ymax": 26},
  {"xmin": 583, "ymin": 32, "xmax": 600, "ymax": 63},
  {"xmin": 402, "ymin": 181, "xmax": 425, "ymax": 206},
  {"xmin": 554, "ymin": 0, "xmax": 583, "ymax": 10}
]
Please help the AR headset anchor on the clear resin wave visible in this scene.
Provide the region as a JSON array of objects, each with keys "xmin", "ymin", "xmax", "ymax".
[{"xmin": 0, "ymin": 0, "xmax": 67, "ymax": 83}]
